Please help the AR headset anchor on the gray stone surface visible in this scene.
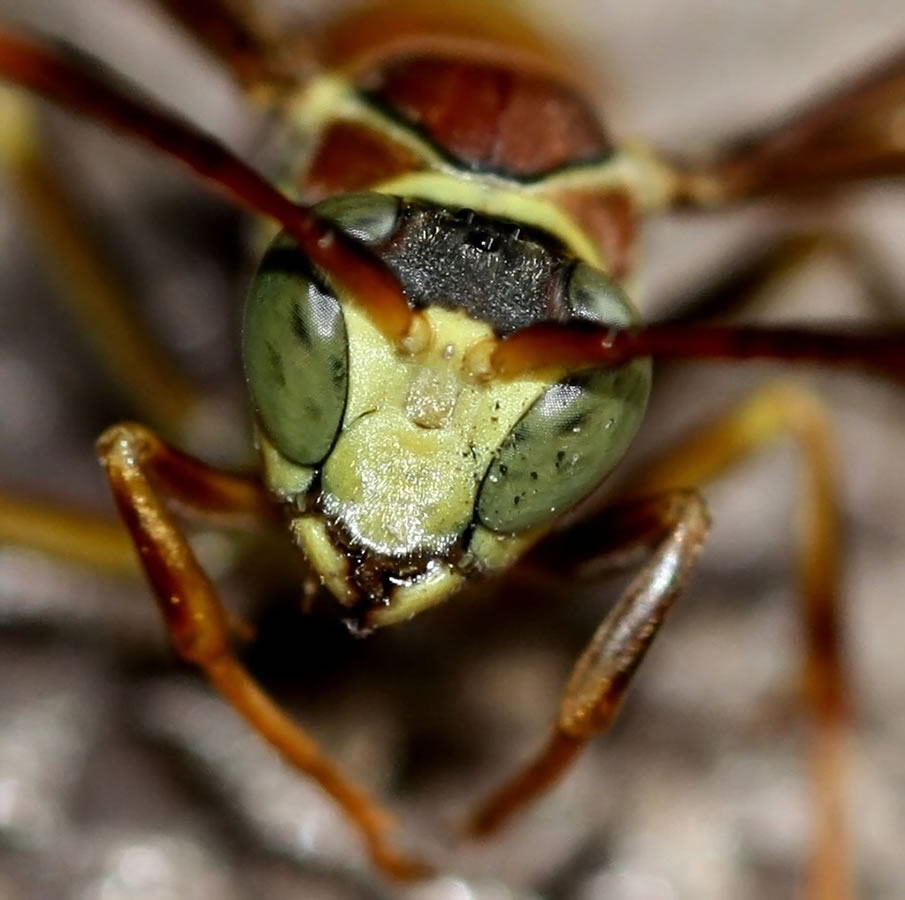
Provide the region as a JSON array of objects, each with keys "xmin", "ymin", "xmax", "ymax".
[{"xmin": 0, "ymin": 2, "xmax": 903, "ymax": 898}]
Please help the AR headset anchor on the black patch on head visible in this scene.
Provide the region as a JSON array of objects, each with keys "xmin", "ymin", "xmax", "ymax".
[
  {"xmin": 372, "ymin": 200, "xmax": 579, "ymax": 335},
  {"xmin": 464, "ymin": 227, "xmax": 500, "ymax": 253}
]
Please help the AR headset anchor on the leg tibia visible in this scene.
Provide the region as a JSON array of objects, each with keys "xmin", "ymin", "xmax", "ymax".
[
  {"xmin": 96, "ymin": 422, "xmax": 432, "ymax": 880},
  {"xmin": 466, "ymin": 491, "xmax": 710, "ymax": 837}
]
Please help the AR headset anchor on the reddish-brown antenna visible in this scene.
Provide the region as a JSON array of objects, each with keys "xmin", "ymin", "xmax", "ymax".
[
  {"xmin": 492, "ymin": 322, "xmax": 905, "ymax": 380},
  {"xmin": 0, "ymin": 29, "xmax": 414, "ymax": 342},
  {"xmin": 2, "ymin": 27, "xmax": 904, "ymax": 378}
]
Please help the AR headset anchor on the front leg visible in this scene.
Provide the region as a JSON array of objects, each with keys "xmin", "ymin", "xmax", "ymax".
[
  {"xmin": 466, "ymin": 490, "xmax": 710, "ymax": 835},
  {"xmin": 96, "ymin": 422, "xmax": 432, "ymax": 881},
  {"xmin": 468, "ymin": 382, "xmax": 849, "ymax": 900},
  {"xmin": 149, "ymin": 0, "xmax": 312, "ymax": 99},
  {"xmin": 669, "ymin": 47, "xmax": 905, "ymax": 205}
]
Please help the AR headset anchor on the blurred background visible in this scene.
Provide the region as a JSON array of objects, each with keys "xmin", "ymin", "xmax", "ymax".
[{"xmin": 0, "ymin": 1, "xmax": 904, "ymax": 898}]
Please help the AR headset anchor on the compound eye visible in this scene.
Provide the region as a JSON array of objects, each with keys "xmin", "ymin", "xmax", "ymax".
[
  {"xmin": 243, "ymin": 232, "xmax": 349, "ymax": 466},
  {"xmin": 313, "ymin": 191, "xmax": 401, "ymax": 244},
  {"xmin": 566, "ymin": 261, "xmax": 639, "ymax": 327},
  {"xmin": 242, "ymin": 194, "xmax": 398, "ymax": 466},
  {"xmin": 477, "ymin": 264, "xmax": 650, "ymax": 532},
  {"xmin": 477, "ymin": 364, "xmax": 650, "ymax": 531}
]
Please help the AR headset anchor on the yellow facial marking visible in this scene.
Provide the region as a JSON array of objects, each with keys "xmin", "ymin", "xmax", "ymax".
[
  {"xmin": 314, "ymin": 303, "xmax": 547, "ymax": 559},
  {"xmin": 255, "ymin": 427, "xmax": 315, "ymax": 500},
  {"xmin": 405, "ymin": 364, "xmax": 459, "ymax": 428},
  {"xmin": 290, "ymin": 517, "xmax": 354, "ymax": 606},
  {"xmin": 466, "ymin": 522, "xmax": 545, "ymax": 572},
  {"xmin": 370, "ymin": 563, "xmax": 465, "ymax": 628}
]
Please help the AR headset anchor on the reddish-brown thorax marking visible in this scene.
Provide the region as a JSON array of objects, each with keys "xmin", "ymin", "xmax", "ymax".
[
  {"xmin": 300, "ymin": 2, "xmax": 637, "ymax": 279},
  {"xmin": 360, "ymin": 58, "xmax": 610, "ymax": 177},
  {"xmin": 306, "ymin": 120, "xmax": 424, "ymax": 201}
]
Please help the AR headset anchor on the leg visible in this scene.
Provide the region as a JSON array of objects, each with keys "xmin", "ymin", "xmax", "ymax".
[
  {"xmin": 467, "ymin": 382, "xmax": 848, "ymax": 900},
  {"xmin": 0, "ymin": 494, "xmax": 137, "ymax": 575},
  {"xmin": 149, "ymin": 0, "xmax": 316, "ymax": 100},
  {"xmin": 669, "ymin": 48, "xmax": 905, "ymax": 206},
  {"xmin": 96, "ymin": 422, "xmax": 431, "ymax": 881},
  {"xmin": 652, "ymin": 231, "xmax": 904, "ymax": 327},
  {"xmin": 466, "ymin": 490, "xmax": 710, "ymax": 834},
  {"xmin": 621, "ymin": 383, "xmax": 847, "ymax": 900},
  {"xmin": 0, "ymin": 87, "xmax": 203, "ymax": 439}
]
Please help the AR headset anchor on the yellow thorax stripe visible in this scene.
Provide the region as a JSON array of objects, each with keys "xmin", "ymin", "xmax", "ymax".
[{"xmin": 371, "ymin": 172, "xmax": 605, "ymax": 267}]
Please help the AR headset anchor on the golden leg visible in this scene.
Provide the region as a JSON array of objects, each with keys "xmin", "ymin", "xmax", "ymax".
[
  {"xmin": 0, "ymin": 494, "xmax": 137, "ymax": 575},
  {"xmin": 149, "ymin": 0, "xmax": 315, "ymax": 100},
  {"xmin": 0, "ymin": 87, "xmax": 203, "ymax": 439},
  {"xmin": 626, "ymin": 382, "xmax": 848, "ymax": 900},
  {"xmin": 466, "ymin": 490, "xmax": 710, "ymax": 835},
  {"xmin": 470, "ymin": 381, "xmax": 848, "ymax": 900},
  {"xmin": 669, "ymin": 48, "xmax": 905, "ymax": 204},
  {"xmin": 97, "ymin": 422, "xmax": 431, "ymax": 881}
]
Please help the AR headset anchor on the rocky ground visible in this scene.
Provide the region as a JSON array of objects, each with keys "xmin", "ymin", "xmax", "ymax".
[{"xmin": 0, "ymin": 1, "xmax": 903, "ymax": 898}]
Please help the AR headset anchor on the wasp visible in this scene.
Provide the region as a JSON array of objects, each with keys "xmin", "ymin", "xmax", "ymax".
[{"xmin": 0, "ymin": 0, "xmax": 903, "ymax": 895}]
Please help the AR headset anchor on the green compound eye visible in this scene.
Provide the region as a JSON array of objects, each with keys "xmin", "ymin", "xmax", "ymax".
[
  {"xmin": 477, "ymin": 263, "xmax": 652, "ymax": 532},
  {"xmin": 243, "ymin": 234, "xmax": 349, "ymax": 465},
  {"xmin": 313, "ymin": 192, "xmax": 401, "ymax": 244},
  {"xmin": 242, "ymin": 193, "xmax": 400, "ymax": 466},
  {"xmin": 566, "ymin": 261, "xmax": 639, "ymax": 327}
]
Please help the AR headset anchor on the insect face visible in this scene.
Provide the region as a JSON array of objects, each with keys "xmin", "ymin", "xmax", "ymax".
[
  {"xmin": 2, "ymin": 1, "xmax": 905, "ymax": 894},
  {"xmin": 244, "ymin": 192, "xmax": 651, "ymax": 625}
]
